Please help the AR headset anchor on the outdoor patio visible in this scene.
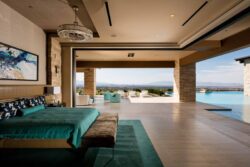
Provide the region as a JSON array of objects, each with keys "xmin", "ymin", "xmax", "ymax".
[{"xmin": 80, "ymin": 99, "xmax": 250, "ymax": 167}]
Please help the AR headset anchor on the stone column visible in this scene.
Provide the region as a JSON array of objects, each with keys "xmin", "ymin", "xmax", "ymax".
[
  {"xmin": 83, "ymin": 68, "xmax": 96, "ymax": 96},
  {"xmin": 47, "ymin": 36, "xmax": 62, "ymax": 103},
  {"xmin": 174, "ymin": 60, "xmax": 196, "ymax": 102},
  {"xmin": 244, "ymin": 59, "xmax": 250, "ymax": 96},
  {"xmin": 77, "ymin": 68, "xmax": 96, "ymax": 96}
]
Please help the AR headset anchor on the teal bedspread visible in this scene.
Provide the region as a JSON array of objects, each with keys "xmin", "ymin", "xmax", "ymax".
[{"xmin": 0, "ymin": 107, "xmax": 100, "ymax": 148}]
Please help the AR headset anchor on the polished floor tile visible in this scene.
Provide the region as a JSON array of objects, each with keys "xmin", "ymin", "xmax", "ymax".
[{"xmin": 81, "ymin": 100, "xmax": 250, "ymax": 167}]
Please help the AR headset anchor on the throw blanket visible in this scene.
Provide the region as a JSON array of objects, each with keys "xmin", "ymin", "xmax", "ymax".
[{"xmin": 0, "ymin": 107, "xmax": 100, "ymax": 148}]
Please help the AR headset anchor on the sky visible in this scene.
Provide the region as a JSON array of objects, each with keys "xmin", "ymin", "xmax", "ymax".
[{"xmin": 76, "ymin": 47, "xmax": 250, "ymax": 85}]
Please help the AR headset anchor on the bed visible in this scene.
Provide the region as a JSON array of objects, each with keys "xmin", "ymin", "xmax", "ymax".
[{"xmin": 0, "ymin": 107, "xmax": 100, "ymax": 149}]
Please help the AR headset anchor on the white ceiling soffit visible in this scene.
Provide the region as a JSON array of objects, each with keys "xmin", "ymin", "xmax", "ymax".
[
  {"xmin": 83, "ymin": 0, "xmax": 249, "ymax": 46},
  {"xmin": 179, "ymin": 0, "xmax": 250, "ymax": 48},
  {"xmin": 75, "ymin": 50, "xmax": 195, "ymax": 61},
  {"xmin": 208, "ymin": 14, "xmax": 250, "ymax": 40},
  {"xmin": 2, "ymin": 0, "xmax": 250, "ymax": 48}
]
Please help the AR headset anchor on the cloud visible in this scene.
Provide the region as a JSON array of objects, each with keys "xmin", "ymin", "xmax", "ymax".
[
  {"xmin": 200, "ymin": 70, "xmax": 216, "ymax": 73},
  {"xmin": 95, "ymin": 68, "xmax": 173, "ymax": 84},
  {"xmin": 197, "ymin": 61, "xmax": 243, "ymax": 83}
]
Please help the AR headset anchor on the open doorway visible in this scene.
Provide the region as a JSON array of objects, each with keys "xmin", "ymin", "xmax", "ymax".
[
  {"xmin": 76, "ymin": 72, "xmax": 84, "ymax": 95},
  {"xmin": 75, "ymin": 68, "xmax": 96, "ymax": 106},
  {"xmin": 75, "ymin": 70, "xmax": 95, "ymax": 106},
  {"xmin": 96, "ymin": 68, "xmax": 177, "ymax": 103},
  {"xmin": 196, "ymin": 47, "xmax": 250, "ymax": 123},
  {"xmin": 76, "ymin": 72, "xmax": 89, "ymax": 106}
]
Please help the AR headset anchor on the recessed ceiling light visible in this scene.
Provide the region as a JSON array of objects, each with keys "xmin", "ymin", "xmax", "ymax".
[
  {"xmin": 128, "ymin": 53, "xmax": 135, "ymax": 58},
  {"xmin": 170, "ymin": 14, "xmax": 175, "ymax": 18}
]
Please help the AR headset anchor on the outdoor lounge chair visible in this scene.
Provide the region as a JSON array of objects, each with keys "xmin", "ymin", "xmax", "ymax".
[
  {"xmin": 117, "ymin": 90, "xmax": 125, "ymax": 98},
  {"xmin": 140, "ymin": 90, "xmax": 151, "ymax": 98},
  {"xmin": 128, "ymin": 90, "xmax": 136, "ymax": 97},
  {"xmin": 104, "ymin": 91, "xmax": 112, "ymax": 101},
  {"xmin": 110, "ymin": 93, "xmax": 121, "ymax": 103},
  {"xmin": 76, "ymin": 94, "xmax": 91, "ymax": 105}
]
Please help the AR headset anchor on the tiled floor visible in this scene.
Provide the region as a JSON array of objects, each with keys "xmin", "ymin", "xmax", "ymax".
[
  {"xmin": 82, "ymin": 99, "xmax": 250, "ymax": 167},
  {"xmin": 128, "ymin": 96, "xmax": 179, "ymax": 103}
]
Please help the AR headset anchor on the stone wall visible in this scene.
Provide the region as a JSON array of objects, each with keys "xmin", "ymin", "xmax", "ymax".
[
  {"xmin": 84, "ymin": 68, "xmax": 96, "ymax": 96},
  {"xmin": 244, "ymin": 59, "xmax": 250, "ymax": 96},
  {"xmin": 174, "ymin": 60, "xmax": 196, "ymax": 102},
  {"xmin": 47, "ymin": 37, "xmax": 62, "ymax": 102}
]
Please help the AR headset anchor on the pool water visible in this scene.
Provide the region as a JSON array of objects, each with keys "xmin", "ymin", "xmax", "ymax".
[{"xmin": 196, "ymin": 91, "xmax": 250, "ymax": 124}]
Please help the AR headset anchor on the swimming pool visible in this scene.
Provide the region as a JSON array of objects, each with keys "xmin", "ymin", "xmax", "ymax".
[{"xmin": 196, "ymin": 91, "xmax": 250, "ymax": 124}]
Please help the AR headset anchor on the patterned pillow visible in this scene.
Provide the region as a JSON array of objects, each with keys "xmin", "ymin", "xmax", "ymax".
[
  {"xmin": 27, "ymin": 98, "xmax": 40, "ymax": 107},
  {"xmin": 12, "ymin": 99, "xmax": 29, "ymax": 116},
  {"xmin": 37, "ymin": 96, "xmax": 46, "ymax": 105},
  {"xmin": 25, "ymin": 96, "xmax": 46, "ymax": 107},
  {"xmin": 0, "ymin": 101, "xmax": 18, "ymax": 120},
  {"xmin": 0, "ymin": 111, "xmax": 11, "ymax": 120},
  {"xmin": 13, "ymin": 99, "xmax": 28, "ymax": 110},
  {"xmin": 18, "ymin": 98, "xmax": 28, "ymax": 109}
]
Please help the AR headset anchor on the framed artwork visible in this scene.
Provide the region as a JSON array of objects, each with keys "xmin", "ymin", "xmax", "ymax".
[{"xmin": 0, "ymin": 42, "xmax": 39, "ymax": 81}]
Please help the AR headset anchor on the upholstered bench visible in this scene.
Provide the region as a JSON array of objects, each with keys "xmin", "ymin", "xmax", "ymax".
[
  {"xmin": 82, "ymin": 112, "xmax": 119, "ymax": 148},
  {"xmin": 96, "ymin": 112, "xmax": 119, "ymax": 122},
  {"xmin": 81, "ymin": 112, "xmax": 118, "ymax": 166}
]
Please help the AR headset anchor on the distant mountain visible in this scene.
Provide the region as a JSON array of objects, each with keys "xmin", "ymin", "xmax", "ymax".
[
  {"xmin": 96, "ymin": 82, "xmax": 120, "ymax": 87},
  {"xmin": 76, "ymin": 80, "xmax": 243, "ymax": 88},
  {"xmin": 76, "ymin": 81, "xmax": 172, "ymax": 88},
  {"xmin": 144, "ymin": 81, "xmax": 243, "ymax": 88},
  {"xmin": 144, "ymin": 81, "xmax": 173, "ymax": 86}
]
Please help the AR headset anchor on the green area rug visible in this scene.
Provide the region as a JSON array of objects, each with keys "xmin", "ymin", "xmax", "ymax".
[
  {"xmin": 0, "ymin": 120, "xmax": 163, "ymax": 167},
  {"xmin": 84, "ymin": 120, "xmax": 163, "ymax": 167}
]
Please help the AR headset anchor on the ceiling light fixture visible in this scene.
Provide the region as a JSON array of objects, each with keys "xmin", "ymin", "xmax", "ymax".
[{"xmin": 57, "ymin": 6, "xmax": 93, "ymax": 42}]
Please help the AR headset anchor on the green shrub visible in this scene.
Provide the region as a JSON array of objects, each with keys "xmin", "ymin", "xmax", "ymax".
[
  {"xmin": 148, "ymin": 89, "xmax": 165, "ymax": 96},
  {"xmin": 134, "ymin": 88, "xmax": 141, "ymax": 92}
]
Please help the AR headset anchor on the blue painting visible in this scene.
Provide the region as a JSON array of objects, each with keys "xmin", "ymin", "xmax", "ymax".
[{"xmin": 0, "ymin": 43, "xmax": 38, "ymax": 81}]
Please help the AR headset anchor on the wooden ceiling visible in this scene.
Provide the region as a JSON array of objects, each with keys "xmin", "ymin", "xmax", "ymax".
[
  {"xmin": 2, "ymin": 0, "xmax": 249, "ymax": 63},
  {"xmin": 3, "ymin": 0, "xmax": 249, "ymax": 48}
]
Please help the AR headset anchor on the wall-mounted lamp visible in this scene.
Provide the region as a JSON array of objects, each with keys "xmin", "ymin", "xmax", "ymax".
[{"xmin": 45, "ymin": 86, "xmax": 61, "ymax": 95}]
